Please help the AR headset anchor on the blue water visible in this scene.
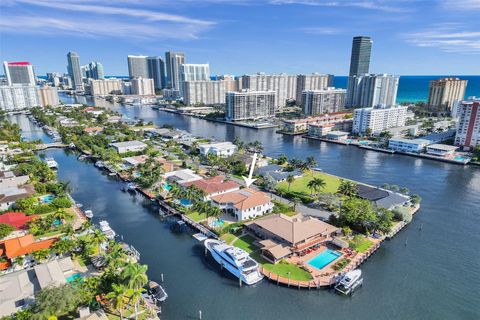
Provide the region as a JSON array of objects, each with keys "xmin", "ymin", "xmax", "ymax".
[
  {"xmin": 66, "ymin": 273, "xmax": 82, "ymax": 282},
  {"xmin": 333, "ymin": 75, "xmax": 480, "ymax": 103},
  {"xmin": 163, "ymin": 183, "xmax": 172, "ymax": 191},
  {"xmin": 307, "ymin": 249, "xmax": 341, "ymax": 270},
  {"xmin": 39, "ymin": 194, "xmax": 55, "ymax": 204},
  {"xmin": 179, "ymin": 199, "xmax": 192, "ymax": 206},
  {"xmin": 210, "ymin": 219, "xmax": 225, "ymax": 228}
]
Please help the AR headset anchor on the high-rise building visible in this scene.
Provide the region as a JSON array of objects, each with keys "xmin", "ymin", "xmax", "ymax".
[
  {"xmin": 428, "ymin": 77, "xmax": 468, "ymax": 111},
  {"xmin": 46, "ymin": 72, "xmax": 62, "ymax": 87},
  {"xmin": 349, "ymin": 36, "xmax": 373, "ymax": 77},
  {"xmin": 37, "ymin": 86, "xmax": 60, "ymax": 106},
  {"xmin": 180, "ymin": 64, "xmax": 210, "ymax": 96},
  {"xmin": 127, "ymin": 55, "xmax": 149, "ymax": 79},
  {"xmin": 346, "ymin": 74, "xmax": 399, "ymax": 108},
  {"xmin": 226, "ymin": 90, "xmax": 276, "ymax": 121},
  {"xmin": 296, "ymin": 74, "xmax": 334, "ymax": 104},
  {"xmin": 84, "ymin": 62, "xmax": 104, "ymax": 79},
  {"xmin": 0, "ymin": 84, "xmax": 39, "ymax": 111},
  {"xmin": 165, "ymin": 51, "xmax": 185, "ymax": 90},
  {"xmin": 217, "ymin": 75, "xmax": 239, "ymax": 92},
  {"xmin": 67, "ymin": 52, "xmax": 84, "ymax": 91},
  {"xmin": 454, "ymin": 97, "xmax": 480, "ymax": 149},
  {"xmin": 131, "ymin": 78, "xmax": 155, "ymax": 96},
  {"xmin": 352, "ymin": 105, "xmax": 408, "ymax": 134},
  {"xmin": 302, "ymin": 88, "xmax": 346, "ymax": 116},
  {"xmin": 3, "ymin": 61, "xmax": 36, "ymax": 85},
  {"xmin": 242, "ymin": 73, "xmax": 297, "ymax": 108},
  {"xmin": 183, "ymin": 80, "xmax": 225, "ymax": 105},
  {"xmin": 88, "ymin": 79, "xmax": 123, "ymax": 96},
  {"xmin": 147, "ymin": 56, "xmax": 166, "ymax": 90}
]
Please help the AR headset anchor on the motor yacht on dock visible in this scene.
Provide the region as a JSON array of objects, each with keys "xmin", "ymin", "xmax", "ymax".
[
  {"xmin": 44, "ymin": 157, "xmax": 58, "ymax": 169},
  {"xmin": 99, "ymin": 220, "xmax": 116, "ymax": 239},
  {"xmin": 334, "ymin": 269, "xmax": 363, "ymax": 295},
  {"xmin": 84, "ymin": 210, "xmax": 93, "ymax": 219},
  {"xmin": 204, "ymin": 239, "xmax": 263, "ymax": 285},
  {"xmin": 147, "ymin": 280, "xmax": 168, "ymax": 303}
]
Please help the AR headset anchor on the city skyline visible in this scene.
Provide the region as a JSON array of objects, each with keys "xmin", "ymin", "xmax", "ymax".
[{"xmin": 0, "ymin": 0, "xmax": 479, "ymax": 76}]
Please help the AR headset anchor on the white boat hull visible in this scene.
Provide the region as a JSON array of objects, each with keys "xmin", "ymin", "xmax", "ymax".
[{"xmin": 205, "ymin": 239, "xmax": 263, "ymax": 286}]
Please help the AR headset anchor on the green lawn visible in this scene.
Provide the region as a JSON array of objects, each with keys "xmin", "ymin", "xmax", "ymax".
[
  {"xmin": 348, "ymin": 236, "xmax": 373, "ymax": 253},
  {"xmin": 272, "ymin": 200, "xmax": 297, "ymax": 217},
  {"xmin": 232, "ymin": 235, "xmax": 257, "ymax": 254},
  {"xmin": 186, "ymin": 211, "xmax": 207, "ymax": 222},
  {"xmin": 277, "ymin": 171, "xmax": 342, "ymax": 195},
  {"xmin": 261, "ymin": 259, "xmax": 313, "ymax": 281},
  {"xmin": 220, "ymin": 233, "xmax": 237, "ymax": 244}
]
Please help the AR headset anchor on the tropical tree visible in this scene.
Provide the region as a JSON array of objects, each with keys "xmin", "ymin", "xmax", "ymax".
[
  {"xmin": 0, "ymin": 223, "xmax": 14, "ymax": 239},
  {"xmin": 286, "ymin": 174, "xmax": 295, "ymax": 192},
  {"xmin": 337, "ymin": 179, "xmax": 358, "ymax": 198},
  {"xmin": 262, "ymin": 175, "xmax": 277, "ymax": 194},
  {"xmin": 305, "ymin": 156, "xmax": 317, "ymax": 175},
  {"xmin": 208, "ymin": 205, "xmax": 224, "ymax": 221},
  {"xmin": 410, "ymin": 194, "xmax": 422, "ymax": 205},
  {"xmin": 400, "ymin": 187, "xmax": 409, "ymax": 195},
  {"xmin": 123, "ymin": 263, "xmax": 148, "ymax": 290},
  {"xmin": 90, "ymin": 229, "xmax": 107, "ymax": 253},
  {"xmin": 291, "ymin": 196, "xmax": 301, "ymax": 210},
  {"xmin": 52, "ymin": 239, "xmax": 75, "ymax": 256},
  {"xmin": 307, "ymin": 177, "xmax": 326, "ymax": 197},
  {"xmin": 106, "ymin": 283, "xmax": 129, "ymax": 320},
  {"xmin": 277, "ymin": 154, "xmax": 288, "ymax": 165},
  {"xmin": 33, "ymin": 249, "xmax": 51, "ymax": 262}
]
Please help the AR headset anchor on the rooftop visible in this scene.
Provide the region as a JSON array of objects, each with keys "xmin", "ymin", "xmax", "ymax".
[
  {"xmin": 181, "ymin": 176, "xmax": 240, "ymax": 195},
  {"xmin": 110, "ymin": 140, "xmax": 147, "ymax": 148},
  {"xmin": 0, "ymin": 234, "xmax": 57, "ymax": 259},
  {"xmin": 0, "ymin": 212, "xmax": 38, "ymax": 230},
  {"xmin": 211, "ymin": 188, "xmax": 271, "ymax": 211}
]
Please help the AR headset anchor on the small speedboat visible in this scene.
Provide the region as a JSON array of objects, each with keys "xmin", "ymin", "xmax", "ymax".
[
  {"xmin": 147, "ymin": 281, "xmax": 168, "ymax": 303},
  {"xmin": 95, "ymin": 161, "xmax": 104, "ymax": 168},
  {"xmin": 84, "ymin": 210, "xmax": 93, "ymax": 219},
  {"xmin": 335, "ymin": 269, "xmax": 363, "ymax": 295},
  {"xmin": 44, "ymin": 157, "xmax": 58, "ymax": 169}
]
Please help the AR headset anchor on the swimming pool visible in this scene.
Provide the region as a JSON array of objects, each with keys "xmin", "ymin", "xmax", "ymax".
[
  {"xmin": 39, "ymin": 194, "xmax": 55, "ymax": 204},
  {"xmin": 163, "ymin": 183, "xmax": 172, "ymax": 191},
  {"xmin": 179, "ymin": 199, "xmax": 192, "ymax": 206},
  {"xmin": 359, "ymin": 141, "xmax": 369, "ymax": 145},
  {"xmin": 454, "ymin": 156, "xmax": 468, "ymax": 161},
  {"xmin": 66, "ymin": 273, "xmax": 82, "ymax": 282},
  {"xmin": 307, "ymin": 249, "xmax": 341, "ymax": 270},
  {"xmin": 52, "ymin": 219, "xmax": 62, "ymax": 226},
  {"xmin": 210, "ymin": 219, "xmax": 225, "ymax": 228}
]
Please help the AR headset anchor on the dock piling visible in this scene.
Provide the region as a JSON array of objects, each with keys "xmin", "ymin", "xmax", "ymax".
[
  {"xmin": 199, "ymin": 310, "xmax": 202, "ymax": 320},
  {"xmin": 161, "ymin": 273, "xmax": 164, "ymax": 283}
]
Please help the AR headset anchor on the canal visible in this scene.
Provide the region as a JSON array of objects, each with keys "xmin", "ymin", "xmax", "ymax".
[{"xmin": 7, "ymin": 96, "xmax": 480, "ymax": 319}]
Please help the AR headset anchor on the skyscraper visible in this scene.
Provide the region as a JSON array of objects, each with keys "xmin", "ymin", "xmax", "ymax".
[
  {"xmin": 302, "ymin": 88, "xmax": 346, "ymax": 116},
  {"xmin": 85, "ymin": 62, "xmax": 104, "ymax": 79},
  {"xmin": 226, "ymin": 90, "xmax": 276, "ymax": 121},
  {"xmin": 165, "ymin": 51, "xmax": 185, "ymax": 90},
  {"xmin": 349, "ymin": 36, "xmax": 373, "ymax": 77},
  {"xmin": 127, "ymin": 55, "xmax": 149, "ymax": 79},
  {"xmin": 428, "ymin": 77, "xmax": 468, "ymax": 111},
  {"xmin": 180, "ymin": 64, "xmax": 210, "ymax": 96},
  {"xmin": 296, "ymin": 73, "xmax": 334, "ymax": 104},
  {"xmin": 454, "ymin": 97, "xmax": 480, "ymax": 149},
  {"xmin": 147, "ymin": 56, "xmax": 166, "ymax": 90},
  {"xmin": 346, "ymin": 74, "xmax": 399, "ymax": 108},
  {"xmin": 67, "ymin": 52, "xmax": 84, "ymax": 91},
  {"xmin": 3, "ymin": 61, "xmax": 36, "ymax": 85}
]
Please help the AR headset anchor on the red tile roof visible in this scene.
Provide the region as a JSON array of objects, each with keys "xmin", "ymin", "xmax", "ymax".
[
  {"xmin": 181, "ymin": 176, "xmax": 240, "ymax": 196},
  {"xmin": 0, "ymin": 234, "xmax": 56, "ymax": 259},
  {"xmin": 0, "ymin": 212, "xmax": 38, "ymax": 229},
  {"xmin": 211, "ymin": 188, "xmax": 271, "ymax": 211}
]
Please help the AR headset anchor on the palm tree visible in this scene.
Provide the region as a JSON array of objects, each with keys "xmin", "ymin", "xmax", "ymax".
[
  {"xmin": 90, "ymin": 229, "xmax": 107, "ymax": 253},
  {"xmin": 307, "ymin": 177, "xmax": 326, "ymax": 197},
  {"xmin": 123, "ymin": 263, "xmax": 148, "ymax": 290},
  {"xmin": 305, "ymin": 156, "xmax": 317, "ymax": 175},
  {"xmin": 106, "ymin": 283, "xmax": 129, "ymax": 320},
  {"xmin": 291, "ymin": 197, "xmax": 301, "ymax": 211},
  {"xmin": 337, "ymin": 179, "xmax": 358, "ymax": 198},
  {"xmin": 126, "ymin": 287, "xmax": 145, "ymax": 320},
  {"xmin": 286, "ymin": 174, "xmax": 295, "ymax": 192},
  {"xmin": 52, "ymin": 239, "xmax": 74, "ymax": 256}
]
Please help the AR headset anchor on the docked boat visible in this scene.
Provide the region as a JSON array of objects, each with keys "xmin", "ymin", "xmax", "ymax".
[
  {"xmin": 94, "ymin": 161, "xmax": 104, "ymax": 168},
  {"xmin": 334, "ymin": 269, "xmax": 363, "ymax": 295},
  {"xmin": 147, "ymin": 281, "xmax": 168, "ymax": 303},
  {"xmin": 99, "ymin": 220, "xmax": 116, "ymax": 239},
  {"xmin": 126, "ymin": 182, "xmax": 137, "ymax": 192},
  {"xmin": 44, "ymin": 157, "xmax": 58, "ymax": 169},
  {"xmin": 84, "ymin": 210, "xmax": 93, "ymax": 219},
  {"xmin": 204, "ymin": 239, "xmax": 263, "ymax": 285}
]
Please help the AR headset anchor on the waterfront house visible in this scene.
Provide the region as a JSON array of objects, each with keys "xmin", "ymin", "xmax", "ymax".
[
  {"xmin": 326, "ymin": 131, "xmax": 349, "ymax": 141},
  {"xmin": 180, "ymin": 176, "xmax": 240, "ymax": 200},
  {"xmin": 210, "ymin": 188, "xmax": 273, "ymax": 221},
  {"xmin": 425, "ymin": 144, "xmax": 458, "ymax": 157},
  {"xmin": 256, "ymin": 164, "xmax": 303, "ymax": 182},
  {"xmin": 110, "ymin": 141, "xmax": 148, "ymax": 154},
  {"xmin": 356, "ymin": 184, "xmax": 410, "ymax": 210},
  {"xmin": 106, "ymin": 115, "xmax": 122, "ymax": 123},
  {"xmin": 0, "ymin": 257, "xmax": 74, "ymax": 317},
  {"xmin": 82, "ymin": 107, "xmax": 104, "ymax": 117},
  {"xmin": 164, "ymin": 169, "xmax": 202, "ymax": 185},
  {"xmin": 388, "ymin": 138, "xmax": 431, "ymax": 153},
  {"xmin": 0, "ymin": 212, "xmax": 38, "ymax": 230},
  {"xmin": 237, "ymin": 153, "xmax": 269, "ymax": 170},
  {"xmin": 144, "ymin": 127, "xmax": 183, "ymax": 140},
  {"xmin": 281, "ymin": 112, "xmax": 352, "ymax": 134},
  {"xmin": 122, "ymin": 155, "xmax": 175, "ymax": 172},
  {"xmin": 245, "ymin": 214, "xmax": 340, "ymax": 263},
  {"xmin": 0, "ymin": 171, "xmax": 29, "ymax": 189},
  {"xmin": 199, "ymin": 142, "xmax": 237, "ymax": 158}
]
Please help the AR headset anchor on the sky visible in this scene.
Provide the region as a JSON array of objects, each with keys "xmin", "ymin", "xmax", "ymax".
[{"xmin": 0, "ymin": 0, "xmax": 479, "ymax": 76}]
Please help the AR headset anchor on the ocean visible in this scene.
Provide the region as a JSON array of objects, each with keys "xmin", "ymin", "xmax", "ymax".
[{"xmin": 333, "ymin": 75, "xmax": 480, "ymax": 103}]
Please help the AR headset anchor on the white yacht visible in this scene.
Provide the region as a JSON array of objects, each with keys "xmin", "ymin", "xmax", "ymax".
[
  {"xmin": 204, "ymin": 239, "xmax": 263, "ymax": 285},
  {"xmin": 84, "ymin": 210, "xmax": 93, "ymax": 219},
  {"xmin": 335, "ymin": 269, "xmax": 363, "ymax": 295},
  {"xmin": 44, "ymin": 157, "xmax": 58, "ymax": 169},
  {"xmin": 99, "ymin": 220, "xmax": 116, "ymax": 239}
]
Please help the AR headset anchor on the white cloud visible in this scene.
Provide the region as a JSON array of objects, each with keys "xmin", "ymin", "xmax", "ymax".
[
  {"xmin": 0, "ymin": 0, "xmax": 215, "ymax": 40},
  {"xmin": 442, "ymin": 0, "xmax": 480, "ymax": 10},
  {"xmin": 300, "ymin": 27, "xmax": 342, "ymax": 35},
  {"xmin": 269, "ymin": 0, "xmax": 410, "ymax": 12},
  {"xmin": 403, "ymin": 24, "xmax": 480, "ymax": 53}
]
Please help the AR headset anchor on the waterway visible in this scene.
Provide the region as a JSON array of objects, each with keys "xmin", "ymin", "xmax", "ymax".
[{"xmin": 7, "ymin": 96, "xmax": 480, "ymax": 319}]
